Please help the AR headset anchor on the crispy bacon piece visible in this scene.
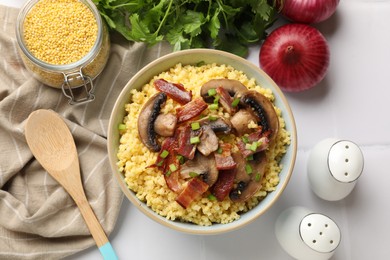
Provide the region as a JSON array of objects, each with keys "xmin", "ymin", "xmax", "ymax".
[
  {"xmin": 246, "ymin": 128, "xmax": 270, "ymax": 142},
  {"xmin": 150, "ymin": 137, "xmax": 176, "ymax": 170},
  {"xmin": 164, "ymin": 148, "xmax": 182, "ymax": 193},
  {"xmin": 150, "ymin": 137, "xmax": 182, "ymax": 192},
  {"xmin": 154, "ymin": 79, "xmax": 192, "ymax": 104},
  {"xmin": 214, "ymin": 143, "xmax": 236, "ymax": 170},
  {"xmin": 175, "ymin": 178, "xmax": 209, "ymax": 208},
  {"xmin": 176, "ymin": 98, "xmax": 208, "ymax": 123},
  {"xmin": 176, "ymin": 125, "xmax": 198, "ymax": 160},
  {"xmin": 216, "ymin": 86, "xmax": 236, "ymax": 114},
  {"xmin": 211, "ymin": 169, "xmax": 236, "ymax": 201},
  {"xmin": 237, "ymin": 135, "xmax": 270, "ymax": 158},
  {"xmin": 165, "ymin": 171, "xmax": 182, "ymax": 193}
]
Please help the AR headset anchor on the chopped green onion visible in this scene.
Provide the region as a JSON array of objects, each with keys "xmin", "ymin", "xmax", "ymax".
[
  {"xmin": 250, "ymin": 142, "xmax": 258, "ymax": 152},
  {"xmin": 190, "ymin": 136, "xmax": 200, "ymax": 144},
  {"xmin": 189, "ymin": 172, "xmax": 199, "ymax": 178},
  {"xmin": 213, "ymin": 95, "xmax": 220, "ymax": 104},
  {"xmin": 208, "ymin": 194, "xmax": 217, "ymax": 201},
  {"xmin": 169, "ymin": 164, "xmax": 177, "ymax": 172},
  {"xmin": 217, "ymin": 147, "xmax": 223, "ymax": 154},
  {"xmin": 156, "ymin": 160, "xmax": 164, "ymax": 167},
  {"xmin": 255, "ymin": 173, "xmax": 261, "ymax": 182},
  {"xmin": 242, "ymin": 135, "xmax": 249, "ymax": 143},
  {"xmin": 231, "ymin": 98, "xmax": 240, "ymax": 107},
  {"xmin": 209, "ymin": 103, "xmax": 219, "ymax": 110},
  {"xmin": 246, "ymin": 154, "xmax": 254, "ymax": 161},
  {"xmin": 165, "ymin": 170, "xmax": 171, "ymax": 176},
  {"xmin": 208, "ymin": 115, "xmax": 218, "ymax": 121},
  {"xmin": 177, "ymin": 155, "xmax": 185, "ymax": 164},
  {"xmin": 118, "ymin": 123, "xmax": 126, "ymax": 130},
  {"xmin": 245, "ymin": 164, "xmax": 253, "ymax": 174},
  {"xmin": 197, "ymin": 61, "xmax": 206, "ymax": 67},
  {"xmin": 191, "ymin": 122, "xmax": 201, "ymax": 130},
  {"xmin": 208, "ymin": 88, "xmax": 217, "ymax": 96},
  {"xmin": 160, "ymin": 150, "xmax": 169, "ymax": 158}
]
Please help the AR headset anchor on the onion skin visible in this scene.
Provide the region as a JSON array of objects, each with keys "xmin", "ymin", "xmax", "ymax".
[
  {"xmin": 279, "ymin": 0, "xmax": 340, "ymax": 24},
  {"xmin": 259, "ymin": 23, "xmax": 330, "ymax": 92}
]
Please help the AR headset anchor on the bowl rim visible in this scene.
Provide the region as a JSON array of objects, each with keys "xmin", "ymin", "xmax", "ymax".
[{"xmin": 107, "ymin": 48, "xmax": 297, "ymax": 235}]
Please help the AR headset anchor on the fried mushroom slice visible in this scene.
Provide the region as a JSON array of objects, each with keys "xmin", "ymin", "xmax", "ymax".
[
  {"xmin": 201, "ymin": 79, "xmax": 248, "ymax": 103},
  {"xmin": 229, "ymin": 152, "xmax": 267, "ymax": 203},
  {"xmin": 198, "ymin": 116, "xmax": 232, "ymax": 134},
  {"xmin": 240, "ymin": 91, "xmax": 279, "ymax": 141},
  {"xmin": 180, "ymin": 152, "xmax": 219, "ymax": 187},
  {"xmin": 137, "ymin": 92, "xmax": 167, "ymax": 152},
  {"xmin": 154, "ymin": 113, "xmax": 177, "ymax": 137},
  {"xmin": 197, "ymin": 125, "xmax": 219, "ymax": 156},
  {"xmin": 230, "ymin": 109, "xmax": 258, "ymax": 136}
]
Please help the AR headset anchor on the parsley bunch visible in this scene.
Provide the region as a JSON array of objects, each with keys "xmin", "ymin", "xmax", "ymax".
[{"xmin": 92, "ymin": 0, "xmax": 277, "ymax": 57}]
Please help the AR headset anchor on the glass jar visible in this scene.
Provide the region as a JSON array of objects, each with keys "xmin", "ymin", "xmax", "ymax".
[{"xmin": 16, "ymin": 0, "xmax": 110, "ymax": 105}]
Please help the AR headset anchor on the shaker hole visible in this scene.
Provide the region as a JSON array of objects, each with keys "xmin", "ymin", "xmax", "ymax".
[
  {"xmin": 320, "ymin": 232, "xmax": 323, "ymax": 235},
  {"xmin": 325, "ymin": 224, "xmax": 328, "ymax": 228},
  {"xmin": 345, "ymin": 145, "xmax": 349, "ymax": 149},
  {"xmin": 330, "ymin": 240, "xmax": 334, "ymax": 244},
  {"xmin": 313, "ymin": 240, "xmax": 316, "ymax": 244},
  {"xmin": 345, "ymin": 158, "xmax": 349, "ymax": 163},
  {"xmin": 345, "ymin": 172, "xmax": 349, "ymax": 176},
  {"xmin": 308, "ymin": 223, "xmax": 311, "ymax": 227}
]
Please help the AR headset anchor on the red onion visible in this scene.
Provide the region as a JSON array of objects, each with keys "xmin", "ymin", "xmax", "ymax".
[
  {"xmin": 279, "ymin": 0, "xmax": 340, "ymax": 24},
  {"xmin": 259, "ymin": 23, "xmax": 330, "ymax": 92}
]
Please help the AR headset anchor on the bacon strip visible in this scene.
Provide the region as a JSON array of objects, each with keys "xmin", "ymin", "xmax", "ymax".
[
  {"xmin": 175, "ymin": 178, "xmax": 209, "ymax": 208},
  {"xmin": 211, "ymin": 168, "xmax": 236, "ymax": 201},
  {"xmin": 150, "ymin": 137, "xmax": 176, "ymax": 171},
  {"xmin": 237, "ymin": 136, "xmax": 270, "ymax": 158},
  {"xmin": 164, "ymin": 147, "xmax": 182, "ymax": 193},
  {"xmin": 154, "ymin": 79, "xmax": 192, "ymax": 104},
  {"xmin": 214, "ymin": 143, "xmax": 236, "ymax": 170},
  {"xmin": 176, "ymin": 125, "xmax": 197, "ymax": 160},
  {"xmin": 216, "ymin": 86, "xmax": 236, "ymax": 114},
  {"xmin": 176, "ymin": 98, "xmax": 208, "ymax": 123},
  {"xmin": 165, "ymin": 171, "xmax": 182, "ymax": 193}
]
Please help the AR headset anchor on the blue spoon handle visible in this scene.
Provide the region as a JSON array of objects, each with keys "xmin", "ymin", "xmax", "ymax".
[{"xmin": 99, "ymin": 242, "xmax": 118, "ymax": 260}]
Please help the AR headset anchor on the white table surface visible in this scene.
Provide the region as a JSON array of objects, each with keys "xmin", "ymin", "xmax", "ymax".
[{"xmin": 1, "ymin": 0, "xmax": 390, "ymax": 259}]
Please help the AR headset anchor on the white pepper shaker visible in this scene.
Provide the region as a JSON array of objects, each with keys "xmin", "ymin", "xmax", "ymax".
[
  {"xmin": 275, "ymin": 206, "xmax": 341, "ymax": 260},
  {"xmin": 307, "ymin": 138, "xmax": 364, "ymax": 201}
]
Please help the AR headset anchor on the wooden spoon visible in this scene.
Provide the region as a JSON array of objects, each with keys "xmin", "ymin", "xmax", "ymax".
[{"xmin": 25, "ymin": 109, "xmax": 118, "ymax": 260}]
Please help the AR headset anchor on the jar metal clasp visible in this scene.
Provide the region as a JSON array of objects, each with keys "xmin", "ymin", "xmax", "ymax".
[{"xmin": 61, "ymin": 68, "xmax": 95, "ymax": 105}]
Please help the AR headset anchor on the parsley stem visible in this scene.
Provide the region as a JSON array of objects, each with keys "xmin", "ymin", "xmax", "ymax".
[
  {"xmin": 154, "ymin": 0, "xmax": 173, "ymax": 37},
  {"xmin": 216, "ymin": 0, "xmax": 229, "ymax": 29}
]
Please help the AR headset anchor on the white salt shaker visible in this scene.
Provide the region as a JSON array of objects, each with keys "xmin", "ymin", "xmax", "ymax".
[
  {"xmin": 275, "ymin": 206, "xmax": 341, "ymax": 260},
  {"xmin": 307, "ymin": 138, "xmax": 364, "ymax": 201}
]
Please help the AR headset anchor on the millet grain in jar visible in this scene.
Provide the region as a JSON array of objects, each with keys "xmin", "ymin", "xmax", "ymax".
[
  {"xmin": 24, "ymin": 0, "xmax": 98, "ymax": 65},
  {"xmin": 16, "ymin": 0, "xmax": 110, "ymax": 92}
]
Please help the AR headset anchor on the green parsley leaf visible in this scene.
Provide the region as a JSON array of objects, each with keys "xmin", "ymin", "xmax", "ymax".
[
  {"xmin": 182, "ymin": 10, "xmax": 206, "ymax": 37},
  {"xmin": 95, "ymin": 0, "xmax": 277, "ymax": 57},
  {"xmin": 208, "ymin": 9, "xmax": 220, "ymax": 39}
]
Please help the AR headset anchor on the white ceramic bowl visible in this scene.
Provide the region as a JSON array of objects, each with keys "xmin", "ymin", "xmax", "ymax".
[{"xmin": 107, "ymin": 49, "xmax": 297, "ymax": 235}]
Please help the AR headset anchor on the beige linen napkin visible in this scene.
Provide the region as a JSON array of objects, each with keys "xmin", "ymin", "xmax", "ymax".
[{"xmin": 0, "ymin": 5, "xmax": 171, "ymax": 260}]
